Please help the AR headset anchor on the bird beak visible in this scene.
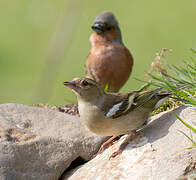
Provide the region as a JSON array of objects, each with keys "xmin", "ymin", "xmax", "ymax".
[
  {"xmin": 64, "ymin": 81, "xmax": 80, "ymax": 93},
  {"xmin": 91, "ymin": 22, "xmax": 104, "ymax": 34}
]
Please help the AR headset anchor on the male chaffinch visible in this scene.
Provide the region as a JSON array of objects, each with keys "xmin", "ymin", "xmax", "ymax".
[
  {"xmin": 85, "ymin": 11, "xmax": 133, "ymax": 92},
  {"xmin": 64, "ymin": 77, "xmax": 176, "ymax": 158}
]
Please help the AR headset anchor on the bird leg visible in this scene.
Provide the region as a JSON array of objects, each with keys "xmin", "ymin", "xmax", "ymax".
[
  {"xmin": 95, "ymin": 135, "xmax": 119, "ymax": 156},
  {"xmin": 110, "ymin": 131, "xmax": 140, "ymax": 159}
]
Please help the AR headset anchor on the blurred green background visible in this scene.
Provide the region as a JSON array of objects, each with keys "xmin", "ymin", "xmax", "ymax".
[{"xmin": 0, "ymin": 0, "xmax": 196, "ymax": 105}]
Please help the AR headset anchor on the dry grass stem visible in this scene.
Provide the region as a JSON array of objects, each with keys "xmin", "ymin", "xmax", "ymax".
[{"xmin": 146, "ymin": 48, "xmax": 172, "ymax": 77}]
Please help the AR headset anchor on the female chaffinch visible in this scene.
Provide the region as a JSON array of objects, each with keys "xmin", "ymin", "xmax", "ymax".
[{"xmin": 64, "ymin": 78, "xmax": 180, "ymax": 158}]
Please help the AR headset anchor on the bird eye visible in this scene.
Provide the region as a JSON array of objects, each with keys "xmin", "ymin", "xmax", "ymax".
[{"xmin": 81, "ymin": 80, "xmax": 89, "ymax": 86}]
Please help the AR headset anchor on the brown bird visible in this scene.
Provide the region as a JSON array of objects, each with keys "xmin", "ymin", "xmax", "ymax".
[
  {"xmin": 64, "ymin": 77, "xmax": 178, "ymax": 158},
  {"xmin": 85, "ymin": 11, "xmax": 133, "ymax": 92}
]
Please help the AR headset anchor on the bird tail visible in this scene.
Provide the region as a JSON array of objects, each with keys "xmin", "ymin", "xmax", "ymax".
[
  {"xmin": 154, "ymin": 84, "xmax": 190, "ymax": 108},
  {"xmin": 157, "ymin": 84, "xmax": 190, "ymax": 96},
  {"xmin": 134, "ymin": 84, "xmax": 190, "ymax": 110}
]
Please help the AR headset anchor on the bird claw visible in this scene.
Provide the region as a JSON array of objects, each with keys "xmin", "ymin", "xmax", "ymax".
[
  {"xmin": 93, "ymin": 136, "xmax": 119, "ymax": 158},
  {"xmin": 110, "ymin": 149, "xmax": 123, "ymax": 159},
  {"xmin": 109, "ymin": 131, "xmax": 141, "ymax": 159},
  {"xmin": 96, "ymin": 143, "xmax": 110, "ymax": 155}
]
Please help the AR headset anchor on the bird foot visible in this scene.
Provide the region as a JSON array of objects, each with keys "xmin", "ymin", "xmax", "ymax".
[
  {"xmin": 93, "ymin": 135, "xmax": 119, "ymax": 158},
  {"xmin": 110, "ymin": 131, "xmax": 141, "ymax": 159}
]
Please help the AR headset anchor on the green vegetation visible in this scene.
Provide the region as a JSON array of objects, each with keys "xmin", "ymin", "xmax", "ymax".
[
  {"xmin": 148, "ymin": 50, "xmax": 196, "ymax": 149},
  {"xmin": 174, "ymin": 113, "xmax": 196, "ymax": 149},
  {"xmin": 148, "ymin": 50, "xmax": 196, "ymax": 105}
]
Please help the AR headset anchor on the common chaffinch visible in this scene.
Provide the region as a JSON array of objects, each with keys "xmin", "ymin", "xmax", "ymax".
[
  {"xmin": 64, "ymin": 77, "xmax": 175, "ymax": 158},
  {"xmin": 85, "ymin": 11, "xmax": 133, "ymax": 92}
]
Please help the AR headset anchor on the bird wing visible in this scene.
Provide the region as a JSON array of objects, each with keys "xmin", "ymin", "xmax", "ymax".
[
  {"xmin": 101, "ymin": 91, "xmax": 138, "ymax": 118},
  {"xmin": 102, "ymin": 88, "xmax": 171, "ymax": 119}
]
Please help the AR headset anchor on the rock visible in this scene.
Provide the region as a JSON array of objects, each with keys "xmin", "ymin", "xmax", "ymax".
[
  {"xmin": 0, "ymin": 103, "xmax": 107, "ymax": 180},
  {"xmin": 64, "ymin": 106, "xmax": 196, "ymax": 180}
]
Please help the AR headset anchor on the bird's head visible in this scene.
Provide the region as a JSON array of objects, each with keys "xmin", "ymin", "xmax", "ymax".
[
  {"xmin": 64, "ymin": 78, "xmax": 104, "ymax": 102},
  {"xmin": 91, "ymin": 11, "xmax": 122, "ymax": 43}
]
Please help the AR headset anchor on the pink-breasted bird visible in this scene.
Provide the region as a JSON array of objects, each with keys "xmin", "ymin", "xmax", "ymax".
[{"xmin": 85, "ymin": 11, "xmax": 133, "ymax": 92}]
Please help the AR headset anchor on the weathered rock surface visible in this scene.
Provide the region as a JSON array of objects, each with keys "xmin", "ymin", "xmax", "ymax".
[
  {"xmin": 64, "ymin": 106, "xmax": 196, "ymax": 180},
  {"xmin": 0, "ymin": 103, "xmax": 107, "ymax": 180}
]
